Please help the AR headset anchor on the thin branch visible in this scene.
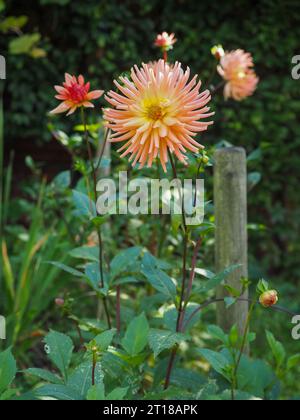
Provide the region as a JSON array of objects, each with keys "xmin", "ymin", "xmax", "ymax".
[{"xmin": 183, "ymin": 298, "xmax": 297, "ymax": 332}]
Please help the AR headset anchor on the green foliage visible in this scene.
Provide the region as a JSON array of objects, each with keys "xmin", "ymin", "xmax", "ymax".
[
  {"xmin": 1, "ymin": 0, "xmax": 298, "ymax": 283},
  {"xmin": 0, "ymin": 348, "xmax": 17, "ymax": 397},
  {"xmin": 121, "ymin": 313, "xmax": 149, "ymax": 356}
]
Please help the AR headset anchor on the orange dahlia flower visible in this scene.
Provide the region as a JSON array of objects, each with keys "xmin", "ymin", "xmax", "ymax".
[
  {"xmin": 50, "ymin": 73, "xmax": 104, "ymax": 116},
  {"xmin": 104, "ymin": 60, "xmax": 214, "ymax": 172},
  {"xmin": 217, "ymin": 49, "xmax": 259, "ymax": 101},
  {"xmin": 154, "ymin": 32, "xmax": 177, "ymax": 51}
]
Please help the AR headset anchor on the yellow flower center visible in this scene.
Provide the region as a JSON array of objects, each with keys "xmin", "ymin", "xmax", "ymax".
[
  {"xmin": 236, "ymin": 69, "xmax": 246, "ymax": 79},
  {"xmin": 146, "ymin": 104, "xmax": 163, "ymax": 121}
]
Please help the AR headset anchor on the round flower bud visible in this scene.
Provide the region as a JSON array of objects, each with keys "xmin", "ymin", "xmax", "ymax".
[
  {"xmin": 211, "ymin": 45, "xmax": 225, "ymax": 60},
  {"xmin": 259, "ymin": 290, "xmax": 278, "ymax": 308},
  {"xmin": 202, "ymin": 155, "xmax": 210, "ymax": 165},
  {"xmin": 55, "ymin": 298, "xmax": 65, "ymax": 307}
]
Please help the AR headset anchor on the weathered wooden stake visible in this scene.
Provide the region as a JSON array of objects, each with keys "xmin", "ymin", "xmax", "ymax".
[{"xmin": 214, "ymin": 147, "xmax": 248, "ymax": 336}]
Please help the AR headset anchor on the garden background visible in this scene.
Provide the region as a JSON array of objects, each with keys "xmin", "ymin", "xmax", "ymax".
[{"xmin": 1, "ymin": 0, "xmax": 300, "ymax": 400}]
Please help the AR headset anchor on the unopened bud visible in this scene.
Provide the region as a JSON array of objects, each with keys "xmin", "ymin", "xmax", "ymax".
[
  {"xmin": 55, "ymin": 298, "xmax": 65, "ymax": 307},
  {"xmin": 259, "ymin": 290, "xmax": 278, "ymax": 308},
  {"xmin": 211, "ymin": 45, "xmax": 225, "ymax": 60}
]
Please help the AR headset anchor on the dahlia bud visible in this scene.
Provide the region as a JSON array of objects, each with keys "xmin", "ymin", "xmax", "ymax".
[
  {"xmin": 211, "ymin": 44, "xmax": 225, "ymax": 60},
  {"xmin": 202, "ymin": 155, "xmax": 210, "ymax": 165},
  {"xmin": 259, "ymin": 290, "xmax": 278, "ymax": 308},
  {"xmin": 154, "ymin": 32, "xmax": 177, "ymax": 52},
  {"xmin": 55, "ymin": 298, "xmax": 65, "ymax": 307}
]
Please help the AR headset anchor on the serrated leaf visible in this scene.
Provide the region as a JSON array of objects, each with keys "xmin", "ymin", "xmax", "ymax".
[{"xmin": 148, "ymin": 329, "xmax": 187, "ymax": 358}]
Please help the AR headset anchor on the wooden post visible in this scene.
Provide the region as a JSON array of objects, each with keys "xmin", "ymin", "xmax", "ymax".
[{"xmin": 214, "ymin": 147, "xmax": 248, "ymax": 335}]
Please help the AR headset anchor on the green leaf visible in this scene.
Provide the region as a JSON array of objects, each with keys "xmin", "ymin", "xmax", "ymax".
[
  {"xmin": 224, "ymin": 297, "xmax": 237, "ymax": 308},
  {"xmin": 170, "ymin": 369, "xmax": 206, "ymax": 392},
  {"xmin": 121, "ymin": 313, "xmax": 149, "ymax": 356},
  {"xmin": 207, "ymin": 325, "xmax": 229, "ymax": 345},
  {"xmin": 198, "ymin": 349, "xmax": 231, "ymax": 380},
  {"xmin": 110, "ymin": 247, "xmax": 142, "ymax": 280},
  {"xmin": 69, "ymin": 246, "xmax": 99, "ymax": 262},
  {"xmin": 47, "ymin": 261, "xmax": 84, "ymax": 278},
  {"xmin": 0, "ymin": 16, "xmax": 28, "ymax": 33},
  {"xmin": 257, "ymin": 279, "xmax": 269, "ymax": 294},
  {"xmin": 24, "ymin": 368, "xmax": 63, "ymax": 384},
  {"xmin": 67, "ymin": 361, "xmax": 103, "ymax": 398},
  {"xmin": 0, "ymin": 388, "xmax": 17, "ymax": 401},
  {"xmin": 148, "ymin": 329, "xmax": 187, "ymax": 358},
  {"xmin": 91, "ymin": 216, "xmax": 110, "ymax": 228},
  {"xmin": 85, "ymin": 263, "xmax": 109, "ymax": 295},
  {"xmin": 9, "ymin": 33, "xmax": 41, "ymax": 55},
  {"xmin": 34, "ymin": 385, "xmax": 83, "ymax": 401},
  {"xmin": 87, "ymin": 384, "xmax": 105, "ymax": 401},
  {"xmin": 266, "ymin": 331, "xmax": 286, "ymax": 368},
  {"xmin": 93, "ymin": 329, "xmax": 116, "ymax": 352},
  {"xmin": 287, "ymin": 354, "xmax": 300, "ymax": 370},
  {"xmin": 163, "ymin": 303, "xmax": 201, "ymax": 332},
  {"xmin": 141, "ymin": 253, "xmax": 176, "ymax": 300},
  {"xmin": 194, "ymin": 264, "xmax": 241, "ymax": 294},
  {"xmin": 72, "ymin": 190, "xmax": 97, "ymax": 219},
  {"xmin": 0, "ymin": 349, "xmax": 17, "ymax": 394},
  {"xmin": 44, "ymin": 331, "xmax": 74, "ymax": 381},
  {"xmin": 106, "ymin": 387, "xmax": 128, "ymax": 400},
  {"xmin": 193, "ymin": 268, "xmax": 215, "ymax": 279},
  {"xmin": 248, "ymin": 172, "xmax": 262, "ymax": 190}
]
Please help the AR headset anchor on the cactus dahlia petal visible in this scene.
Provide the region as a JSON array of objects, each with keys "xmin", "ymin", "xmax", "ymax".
[{"xmin": 104, "ymin": 60, "xmax": 214, "ymax": 172}]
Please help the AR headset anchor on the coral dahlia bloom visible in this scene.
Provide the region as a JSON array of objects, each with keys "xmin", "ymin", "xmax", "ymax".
[
  {"xmin": 104, "ymin": 60, "xmax": 214, "ymax": 172},
  {"xmin": 50, "ymin": 73, "xmax": 104, "ymax": 116},
  {"xmin": 154, "ymin": 32, "xmax": 177, "ymax": 51},
  {"xmin": 217, "ymin": 49, "xmax": 259, "ymax": 101}
]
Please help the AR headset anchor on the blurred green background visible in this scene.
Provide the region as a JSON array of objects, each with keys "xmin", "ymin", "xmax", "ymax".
[{"xmin": 1, "ymin": 0, "xmax": 300, "ymax": 286}]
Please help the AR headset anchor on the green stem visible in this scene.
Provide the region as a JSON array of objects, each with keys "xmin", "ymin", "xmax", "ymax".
[
  {"xmin": 164, "ymin": 152, "xmax": 189, "ymax": 389},
  {"xmin": 231, "ymin": 301, "xmax": 256, "ymax": 400},
  {"xmin": 81, "ymin": 108, "xmax": 111, "ymax": 329},
  {"xmin": 0, "ymin": 81, "xmax": 4, "ymax": 241}
]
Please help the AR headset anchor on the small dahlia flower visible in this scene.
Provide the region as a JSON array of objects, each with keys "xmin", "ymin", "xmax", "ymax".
[
  {"xmin": 211, "ymin": 45, "xmax": 225, "ymax": 60},
  {"xmin": 104, "ymin": 60, "xmax": 214, "ymax": 172},
  {"xmin": 217, "ymin": 49, "xmax": 259, "ymax": 101},
  {"xmin": 50, "ymin": 73, "xmax": 104, "ymax": 116},
  {"xmin": 154, "ymin": 32, "xmax": 177, "ymax": 51},
  {"xmin": 259, "ymin": 290, "xmax": 279, "ymax": 308}
]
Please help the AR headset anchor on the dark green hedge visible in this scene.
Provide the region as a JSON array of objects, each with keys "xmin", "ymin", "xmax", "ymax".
[{"xmin": 2, "ymin": 0, "xmax": 300, "ymax": 281}]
